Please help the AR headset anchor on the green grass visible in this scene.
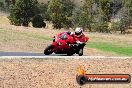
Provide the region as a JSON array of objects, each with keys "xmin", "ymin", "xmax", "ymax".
[{"xmin": 86, "ymin": 41, "xmax": 132, "ymax": 56}]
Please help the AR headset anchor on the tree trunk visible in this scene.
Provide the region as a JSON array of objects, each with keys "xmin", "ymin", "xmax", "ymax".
[{"xmin": 22, "ymin": 22, "xmax": 28, "ymax": 27}]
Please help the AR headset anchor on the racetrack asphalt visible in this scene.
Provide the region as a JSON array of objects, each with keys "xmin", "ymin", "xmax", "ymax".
[
  {"xmin": 0, "ymin": 52, "xmax": 46, "ymax": 56},
  {"xmin": 0, "ymin": 52, "xmax": 132, "ymax": 59}
]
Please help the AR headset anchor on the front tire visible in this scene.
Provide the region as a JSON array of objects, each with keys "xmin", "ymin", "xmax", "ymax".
[{"xmin": 44, "ymin": 44, "xmax": 53, "ymax": 55}]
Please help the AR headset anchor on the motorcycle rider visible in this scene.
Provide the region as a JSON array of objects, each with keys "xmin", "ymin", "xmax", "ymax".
[
  {"xmin": 70, "ymin": 27, "xmax": 89, "ymax": 55},
  {"xmin": 52, "ymin": 27, "xmax": 88, "ymax": 45},
  {"xmin": 63, "ymin": 27, "xmax": 89, "ymax": 44},
  {"xmin": 66, "ymin": 27, "xmax": 88, "ymax": 44},
  {"xmin": 66, "ymin": 27, "xmax": 89, "ymax": 48},
  {"xmin": 74, "ymin": 27, "xmax": 88, "ymax": 44}
]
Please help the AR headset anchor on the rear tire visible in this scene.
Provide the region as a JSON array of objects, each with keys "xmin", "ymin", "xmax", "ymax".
[
  {"xmin": 78, "ymin": 48, "xmax": 83, "ymax": 56},
  {"xmin": 44, "ymin": 45, "xmax": 53, "ymax": 55}
]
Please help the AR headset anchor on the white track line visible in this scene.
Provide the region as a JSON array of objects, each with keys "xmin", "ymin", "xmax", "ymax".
[{"xmin": 0, "ymin": 56, "xmax": 132, "ymax": 59}]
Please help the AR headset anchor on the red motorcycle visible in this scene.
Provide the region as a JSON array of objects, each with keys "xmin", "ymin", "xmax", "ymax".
[{"xmin": 44, "ymin": 32, "xmax": 88, "ymax": 56}]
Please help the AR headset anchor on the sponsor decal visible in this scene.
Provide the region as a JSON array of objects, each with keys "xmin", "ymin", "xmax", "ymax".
[{"xmin": 76, "ymin": 65, "xmax": 131, "ymax": 85}]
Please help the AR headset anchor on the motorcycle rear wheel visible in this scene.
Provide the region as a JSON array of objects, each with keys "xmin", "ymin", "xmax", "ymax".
[{"xmin": 44, "ymin": 44, "xmax": 53, "ymax": 55}]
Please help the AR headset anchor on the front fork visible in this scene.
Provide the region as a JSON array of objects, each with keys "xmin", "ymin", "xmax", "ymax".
[{"xmin": 75, "ymin": 44, "xmax": 85, "ymax": 54}]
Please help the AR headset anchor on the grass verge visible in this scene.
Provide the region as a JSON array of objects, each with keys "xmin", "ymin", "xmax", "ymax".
[
  {"xmin": 0, "ymin": 28, "xmax": 52, "ymax": 42},
  {"xmin": 86, "ymin": 41, "xmax": 132, "ymax": 56}
]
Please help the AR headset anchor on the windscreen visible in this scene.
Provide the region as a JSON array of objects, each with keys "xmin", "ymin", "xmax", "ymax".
[{"xmin": 60, "ymin": 33, "xmax": 67, "ymax": 40}]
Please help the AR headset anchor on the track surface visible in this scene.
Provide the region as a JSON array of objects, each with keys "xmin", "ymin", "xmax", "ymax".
[
  {"xmin": 0, "ymin": 52, "xmax": 131, "ymax": 59},
  {"xmin": 0, "ymin": 52, "xmax": 46, "ymax": 56}
]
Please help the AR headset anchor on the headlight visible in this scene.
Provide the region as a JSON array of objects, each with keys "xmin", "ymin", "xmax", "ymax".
[{"xmin": 58, "ymin": 42, "xmax": 62, "ymax": 46}]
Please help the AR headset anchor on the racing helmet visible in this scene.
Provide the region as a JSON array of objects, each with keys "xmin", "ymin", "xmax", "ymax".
[{"xmin": 75, "ymin": 27, "xmax": 83, "ymax": 36}]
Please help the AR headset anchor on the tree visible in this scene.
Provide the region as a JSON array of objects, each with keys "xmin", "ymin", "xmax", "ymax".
[
  {"xmin": 38, "ymin": 3, "xmax": 51, "ymax": 21},
  {"xmin": 73, "ymin": 0, "xmax": 94, "ymax": 31},
  {"xmin": 96, "ymin": 0, "xmax": 113, "ymax": 33},
  {"xmin": 47, "ymin": 0, "xmax": 65, "ymax": 29},
  {"xmin": 47, "ymin": 0, "xmax": 75, "ymax": 29},
  {"xmin": 122, "ymin": 0, "xmax": 132, "ymax": 30},
  {"xmin": 124, "ymin": 0, "xmax": 132, "ymax": 18},
  {"xmin": 8, "ymin": 0, "xmax": 39, "ymax": 26},
  {"xmin": 5, "ymin": 0, "xmax": 15, "ymax": 5},
  {"xmin": 61, "ymin": 0, "xmax": 75, "ymax": 28},
  {"xmin": 0, "ymin": 2, "xmax": 5, "ymax": 11},
  {"xmin": 99, "ymin": 0, "xmax": 112, "ymax": 22},
  {"xmin": 32, "ymin": 15, "xmax": 46, "ymax": 28},
  {"xmin": 11, "ymin": 0, "xmax": 16, "ymax": 5},
  {"xmin": 62, "ymin": 0, "xmax": 75, "ymax": 16}
]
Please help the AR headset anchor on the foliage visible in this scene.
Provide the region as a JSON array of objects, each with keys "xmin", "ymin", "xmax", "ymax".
[
  {"xmin": 95, "ymin": 22, "xmax": 109, "ymax": 33},
  {"xmin": 38, "ymin": 3, "xmax": 51, "ymax": 21},
  {"xmin": 3, "ymin": 0, "xmax": 132, "ymax": 33},
  {"xmin": 99, "ymin": 0, "xmax": 113, "ymax": 22},
  {"xmin": 109, "ymin": 0, "xmax": 132, "ymax": 33},
  {"xmin": 73, "ymin": 0, "xmax": 93, "ymax": 31},
  {"xmin": 120, "ymin": 0, "xmax": 132, "ymax": 33},
  {"xmin": 95, "ymin": 0, "xmax": 113, "ymax": 33},
  {"xmin": 73, "ymin": 0, "xmax": 112, "ymax": 32},
  {"xmin": 47, "ymin": 0, "xmax": 64, "ymax": 29},
  {"xmin": 123, "ymin": 0, "xmax": 132, "ymax": 18},
  {"xmin": 32, "ymin": 15, "xmax": 46, "ymax": 28},
  {"xmin": 0, "ymin": 2, "xmax": 5, "ymax": 11},
  {"xmin": 8, "ymin": 0, "xmax": 39, "ymax": 26},
  {"xmin": 47, "ymin": 0, "xmax": 75, "ymax": 29},
  {"xmin": 61, "ymin": 0, "xmax": 75, "ymax": 28}
]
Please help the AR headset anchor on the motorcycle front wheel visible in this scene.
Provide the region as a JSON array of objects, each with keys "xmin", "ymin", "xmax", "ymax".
[{"xmin": 44, "ymin": 44, "xmax": 53, "ymax": 55}]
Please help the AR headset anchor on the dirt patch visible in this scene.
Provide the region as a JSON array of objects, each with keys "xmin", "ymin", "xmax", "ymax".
[
  {"xmin": 0, "ymin": 58, "xmax": 131, "ymax": 88},
  {"xmin": 0, "ymin": 16, "xmax": 10, "ymax": 25}
]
